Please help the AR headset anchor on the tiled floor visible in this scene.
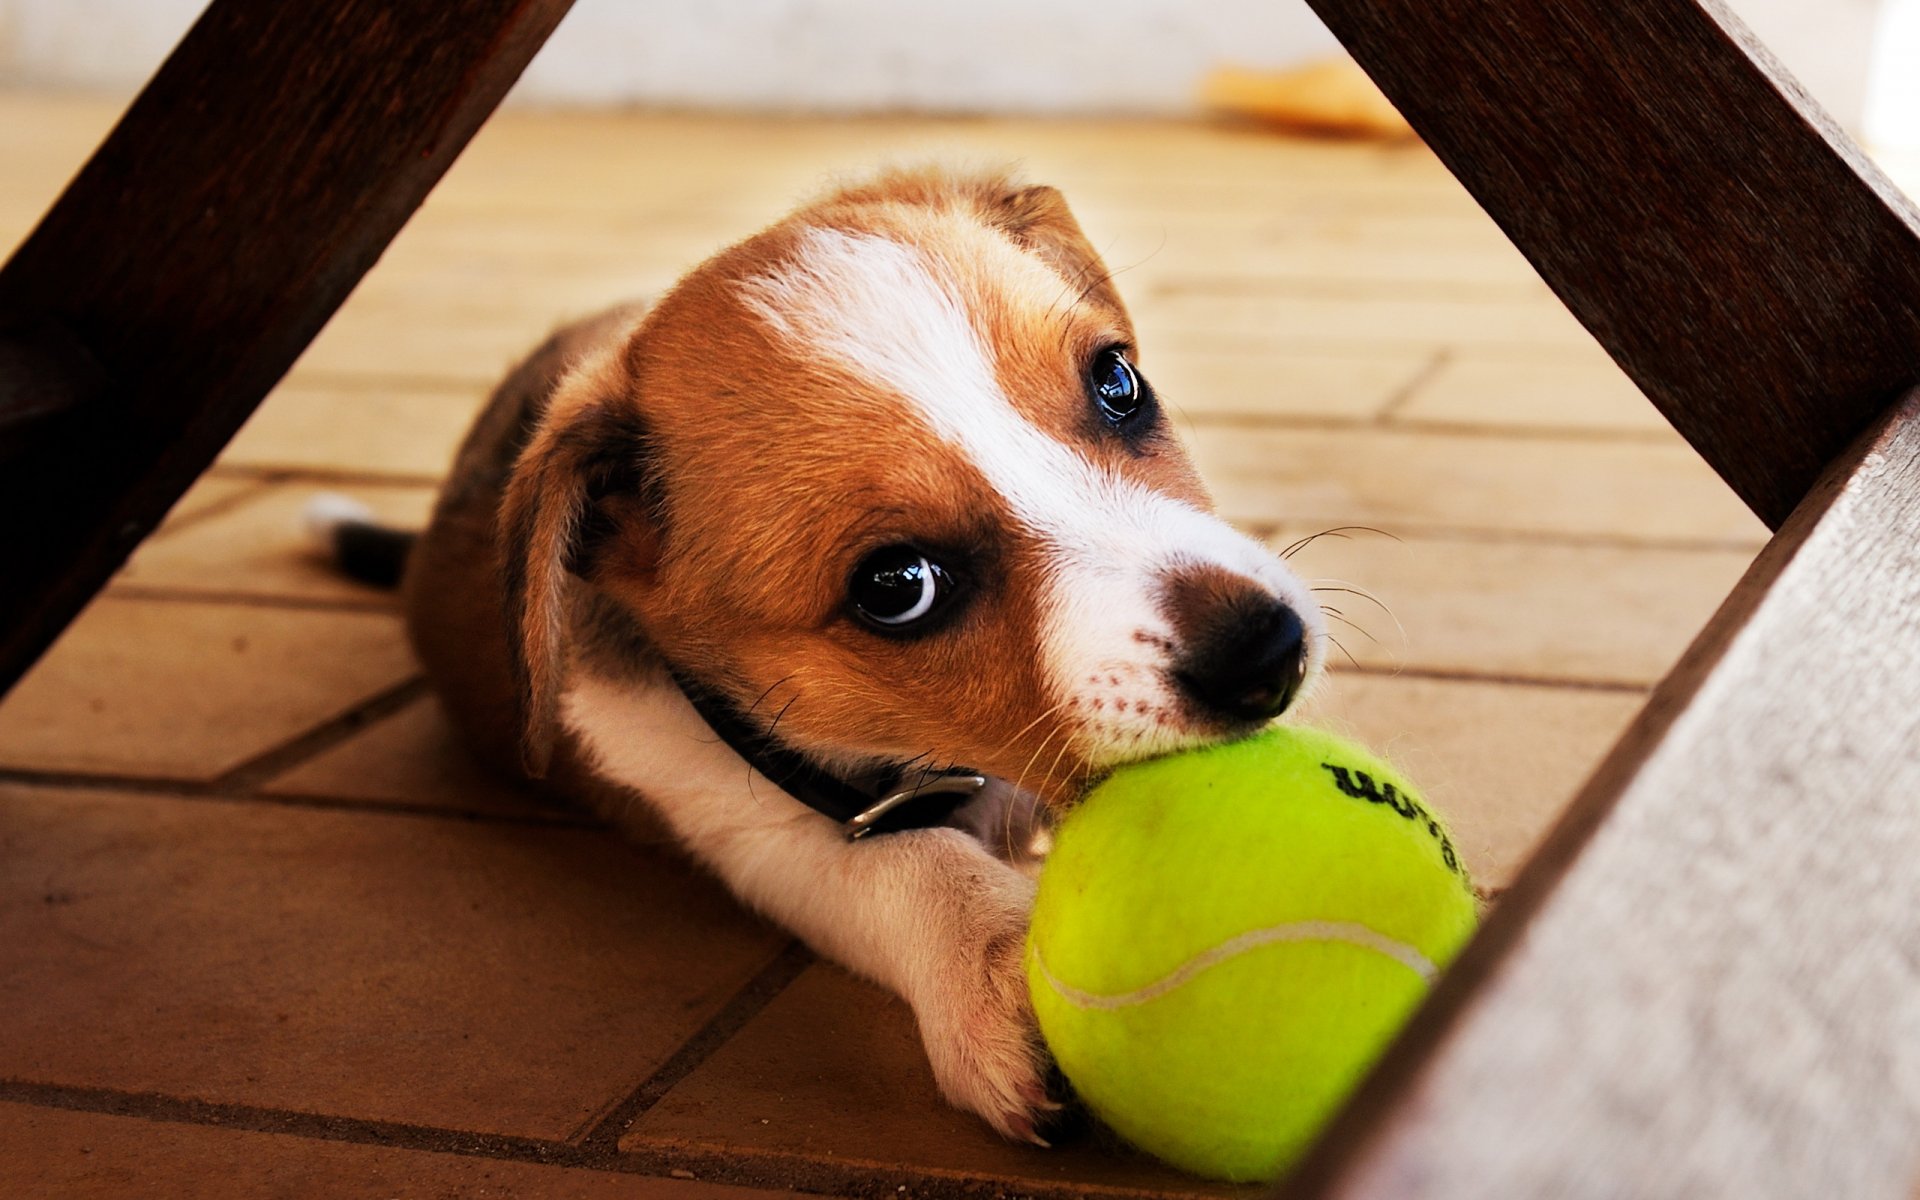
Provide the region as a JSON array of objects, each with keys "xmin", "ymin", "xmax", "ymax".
[{"xmin": 0, "ymin": 93, "xmax": 1775, "ymax": 1197}]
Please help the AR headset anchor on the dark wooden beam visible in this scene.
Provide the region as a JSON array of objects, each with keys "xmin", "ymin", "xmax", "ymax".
[
  {"xmin": 1284, "ymin": 389, "xmax": 1920, "ymax": 1197},
  {"xmin": 0, "ymin": 0, "xmax": 575, "ymax": 696},
  {"xmin": 1303, "ymin": 0, "xmax": 1920, "ymax": 528}
]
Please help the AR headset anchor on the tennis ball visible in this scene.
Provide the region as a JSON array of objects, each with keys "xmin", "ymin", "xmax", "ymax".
[{"xmin": 1025, "ymin": 725, "xmax": 1477, "ymax": 1183}]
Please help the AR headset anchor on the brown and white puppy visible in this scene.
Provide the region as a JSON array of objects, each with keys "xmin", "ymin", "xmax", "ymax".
[{"xmin": 391, "ymin": 168, "xmax": 1323, "ymax": 1142}]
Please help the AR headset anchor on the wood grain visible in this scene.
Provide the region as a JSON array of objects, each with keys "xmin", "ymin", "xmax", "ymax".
[
  {"xmin": 0, "ymin": 321, "xmax": 106, "ymax": 444},
  {"xmin": 1304, "ymin": 0, "xmax": 1920, "ymax": 528},
  {"xmin": 0, "ymin": 0, "xmax": 574, "ymax": 697},
  {"xmin": 1283, "ymin": 389, "xmax": 1920, "ymax": 1198}
]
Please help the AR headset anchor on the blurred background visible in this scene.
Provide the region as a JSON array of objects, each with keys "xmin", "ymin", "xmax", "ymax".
[{"xmin": 0, "ymin": 0, "xmax": 1912, "ymax": 145}]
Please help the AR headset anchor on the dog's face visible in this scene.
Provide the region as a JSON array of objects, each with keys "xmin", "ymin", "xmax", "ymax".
[{"xmin": 505, "ymin": 170, "xmax": 1322, "ymax": 800}]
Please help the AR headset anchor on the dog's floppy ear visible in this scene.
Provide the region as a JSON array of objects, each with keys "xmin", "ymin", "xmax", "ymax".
[
  {"xmin": 991, "ymin": 184, "xmax": 1130, "ymax": 319},
  {"xmin": 499, "ymin": 371, "xmax": 663, "ymax": 778}
]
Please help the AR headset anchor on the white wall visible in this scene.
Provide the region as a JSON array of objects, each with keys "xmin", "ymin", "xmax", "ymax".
[
  {"xmin": 1868, "ymin": 0, "xmax": 1920, "ymax": 146},
  {"xmin": 0, "ymin": 0, "xmax": 206, "ymax": 91},
  {"xmin": 516, "ymin": 0, "xmax": 1339, "ymax": 113},
  {"xmin": 0, "ymin": 0, "xmax": 1898, "ymax": 132},
  {"xmin": 0, "ymin": 0, "xmax": 1340, "ymax": 114},
  {"xmin": 1731, "ymin": 0, "xmax": 1882, "ymax": 135}
]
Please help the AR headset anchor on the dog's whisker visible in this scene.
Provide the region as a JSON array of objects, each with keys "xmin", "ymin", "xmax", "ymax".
[
  {"xmin": 1319, "ymin": 631, "xmax": 1363, "ymax": 671},
  {"xmin": 744, "ymin": 673, "xmax": 799, "ymax": 721},
  {"xmin": 996, "ymin": 781, "xmax": 1041, "ymax": 865},
  {"xmin": 1010, "ymin": 724, "xmax": 1062, "ymax": 795},
  {"xmin": 896, "ymin": 748, "xmax": 937, "ymax": 772},
  {"xmin": 1310, "ymin": 581, "xmax": 1391, "ymax": 607},
  {"xmin": 1033, "ymin": 725, "xmax": 1085, "ymax": 808},
  {"xmin": 1279, "ymin": 524, "xmax": 1401, "ymax": 560},
  {"xmin": 742, "ymin": 691, "xmax": 804, "ymax": 809},
  {"xmin": 1324, "ymin": 609, "xmax": 1382, "ymax": 646},
  {"xmin": 1047, "ymin": 234, "xmax": 1122, "ymax": 318},
  {"xmin": 983, "ymin": 698, "xmax": 1074, "ymax": 765},
  {"xmin": 1048, "ymin": 235, "xmax": 1162, "ymax": 324},
  {"xmin": 1009, "ymin": 722, "xmax": 1069, "ymax": 809},
  {"xmin": 1307, "ymin": 579, "xmax": 1406, "ymax": 645},
  {"xmin": 764, "ymin": 693, "xmax": 799, "ymax": 739}
]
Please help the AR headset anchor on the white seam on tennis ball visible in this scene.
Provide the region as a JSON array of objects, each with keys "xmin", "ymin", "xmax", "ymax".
[{"xmin": 1032, "ymin": 921, "xmax": 1439, "ymax": 1011}]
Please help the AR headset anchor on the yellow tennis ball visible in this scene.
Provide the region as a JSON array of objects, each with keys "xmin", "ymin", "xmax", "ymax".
[{"xmin": 1026, "ymin": 725, "xmax": 1477, "ymax": 1183}]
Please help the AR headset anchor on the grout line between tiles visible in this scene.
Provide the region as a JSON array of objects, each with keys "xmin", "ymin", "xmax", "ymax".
[
  {"xmin": 1147, "ymin": 275, "xmax": 1545, "ymax": 303},
  {"xmin": 1330, "ymin": 662, "xmax": 1653, "ymax": 694},
  {"xmin": 104, "ymin": 584, "xmax": 400, "ymax": 614},
  {"xmin": 1260, "ymin": 519, "xmax": 1766, "ymax": 556},
  {"xmin": 1373, "ymin": 347, "xmax": 1450, "ymax": 423},
  {"xmin": 150, "ymin": 479, "xmax": 279, "ymax": 541},
  {"xmin": 1185, "ymin": 407, "xmax": 1678, "ymax": 444},
  {"xmin": 280, "ymin": 368, "xmax": 487, "ymax": 396},
  {"xmin": 213, "ymin": 676, "xmax": 431, "ymax": 792},
  {"xmin": 0, "ymin": 766, "xmax": 595, "ymax": 827},
  {"xmin": 0, "ymin": 1079, "xmax": 558, "ymax": 1165},
  {"xmin": 207, "ymin": 464, "xmax": 446, "ymax": 488},
  {"xmin": 0, "ymin": 1076, "xmax": 1175, "ymax": 1200},
  {"xmin": 570, "ymin": 940, "xmax": 817, "ymax": 1149},
  {"xmin": 1379, "ymin": 415, "xmax": 1675, "ymax": 443}
]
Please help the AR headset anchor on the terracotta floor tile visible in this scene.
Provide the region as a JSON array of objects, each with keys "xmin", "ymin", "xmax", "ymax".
[
  {"xmin": 1133, "ymin": 287, "xmax": 1596, "ymax": 356},
  {"xmin": 1234, "ymin": 240, "xmax": 1541, "ymax": 293},
  {"xmin": 0, "ymin": 96, "xmax": 117, "ymax": 249},
  {"xmin": 1191, "ymin": 424, "xmax": 1768, "ymax": 544},
  {"xmin": 222, "ymin": 377, "xmax": 485, "ymax": 478},
  {"xmin": 0, "ymin": 1102, "xmax": 778, "ymax": 1199},
  {"xmin": 0, "ymin": 599, "xmax": 418, "ymax": 780},
  {"xmin": 293, "ymin": 300, "xmax": 566, "ymax": 386},
  {"xmin": 1294, "ymin": 673, "xmax": 1646, "ymax": 890},
  {"xmin": 361, "ymin": 214, "xmax": 707, "ymax": 283},
  {"xmin": 1392, "ymin": 352, "xmax": 1671, "ymax": 434},
  {"xmin": 1278, "ymin": 531, "xmax": 1755, "ymax": 686},
  {"xmin": 1152, "ymin": 345, "xmax": 1429, "ymax": 421},
  {"xmin": 624, "ymin": 966, "xmax": 1237, "ymax": 1198},
  {"xmin": 261, "ymin": 696, "xmax": 563, "ymax": 820},
  {"xmin": 120, "ymin": 483, "xmax": 436, "ymax": 605},
  {"xmin": 345, "ymin": 262, "xmax": 680, "ymax": 333},
  {"xmin": 0, "ymin": 785, "xmax": 786, "ymax": 1141}
]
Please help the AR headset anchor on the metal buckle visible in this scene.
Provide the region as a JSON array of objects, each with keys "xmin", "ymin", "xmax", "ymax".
[{"xmin": 844, "ymin": 771, "xmax": 989, "ymax": 840}]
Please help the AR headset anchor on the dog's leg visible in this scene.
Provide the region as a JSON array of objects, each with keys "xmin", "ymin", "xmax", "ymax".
[{"xmin": 562, "ymin": 672, "xmax": 1056, "ymax": 1143}]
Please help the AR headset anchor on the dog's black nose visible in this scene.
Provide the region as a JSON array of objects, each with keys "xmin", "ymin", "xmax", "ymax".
[{"xmin": 1171, "ymin": 590, "xmax": 1309, "ymax": 724}]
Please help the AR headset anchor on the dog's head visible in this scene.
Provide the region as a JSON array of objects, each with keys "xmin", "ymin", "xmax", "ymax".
[{"xmin": 503, "ymin": 168, "xmax": 1323, "ymax": 801}]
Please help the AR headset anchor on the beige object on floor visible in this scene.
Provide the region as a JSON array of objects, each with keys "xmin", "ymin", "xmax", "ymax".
[{"xmin": 1203, "ymin": 58, "xmax": 1417, "ymax": 140}]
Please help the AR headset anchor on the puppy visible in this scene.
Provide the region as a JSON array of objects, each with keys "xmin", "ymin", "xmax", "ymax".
[{"xmin": 344, "ymin": 168, "xmax": 1323, "ymax": 1142}]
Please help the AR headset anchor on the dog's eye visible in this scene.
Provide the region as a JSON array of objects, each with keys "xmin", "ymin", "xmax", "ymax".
[
  {"xmin": 1089, "ymin": 348, "xmax": 1150, "ymax": 427},
  {"xmin": 849, "ymin": 546, "xmax": 953, "ymax": 630}
]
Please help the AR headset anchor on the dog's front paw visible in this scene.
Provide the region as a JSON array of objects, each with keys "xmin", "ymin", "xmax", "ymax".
[{"xmin": 912, "ymin": 874, "xmax": 1064, "ymax": 1145}]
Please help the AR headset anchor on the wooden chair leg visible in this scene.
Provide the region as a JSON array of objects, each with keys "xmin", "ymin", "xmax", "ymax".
[
  {"xmin": 1307, "ymin": 0, "xmax": 1920, "ymax": 528},
  {"xmin": 1284, "ymin": 1, "xmax": 1920, "ymax": 1193},
  {"xmin": 1285, "ymin": 388, "xmax": 1920, "ymax": 1198},
  {"xmin": 0, "ymin": 0, "xmax": 575, "ymax": 697}
]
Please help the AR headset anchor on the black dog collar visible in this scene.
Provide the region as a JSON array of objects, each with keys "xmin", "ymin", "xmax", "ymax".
[{"xmin": 670, "ymin": 669, "xmax": 987, "ymax": 839}]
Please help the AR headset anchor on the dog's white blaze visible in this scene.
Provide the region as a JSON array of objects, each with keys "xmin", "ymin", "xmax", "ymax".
[
  {"xmin": 742, "ymin": 228, "xmax": 1321, "ymax": 759},
  {"xmin": 1030, "ymin": 920, "xmax": 1440, "ymax": 1012}
]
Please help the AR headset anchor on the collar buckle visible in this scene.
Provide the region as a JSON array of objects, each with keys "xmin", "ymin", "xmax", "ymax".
[{"xmin": 844, "ymin": 771, "xmax": 989, "ymax": 840}]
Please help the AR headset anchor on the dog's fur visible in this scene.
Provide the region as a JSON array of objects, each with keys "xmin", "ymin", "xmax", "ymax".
[{"xmin": 397, "ymin": 168, "xmax": 1323, "ymax": 1142}]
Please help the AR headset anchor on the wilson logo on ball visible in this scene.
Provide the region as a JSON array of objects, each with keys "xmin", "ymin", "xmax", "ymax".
[{"xmin": 1319, "ymin": 763, "xmax": 1463, "ymax": 876}]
